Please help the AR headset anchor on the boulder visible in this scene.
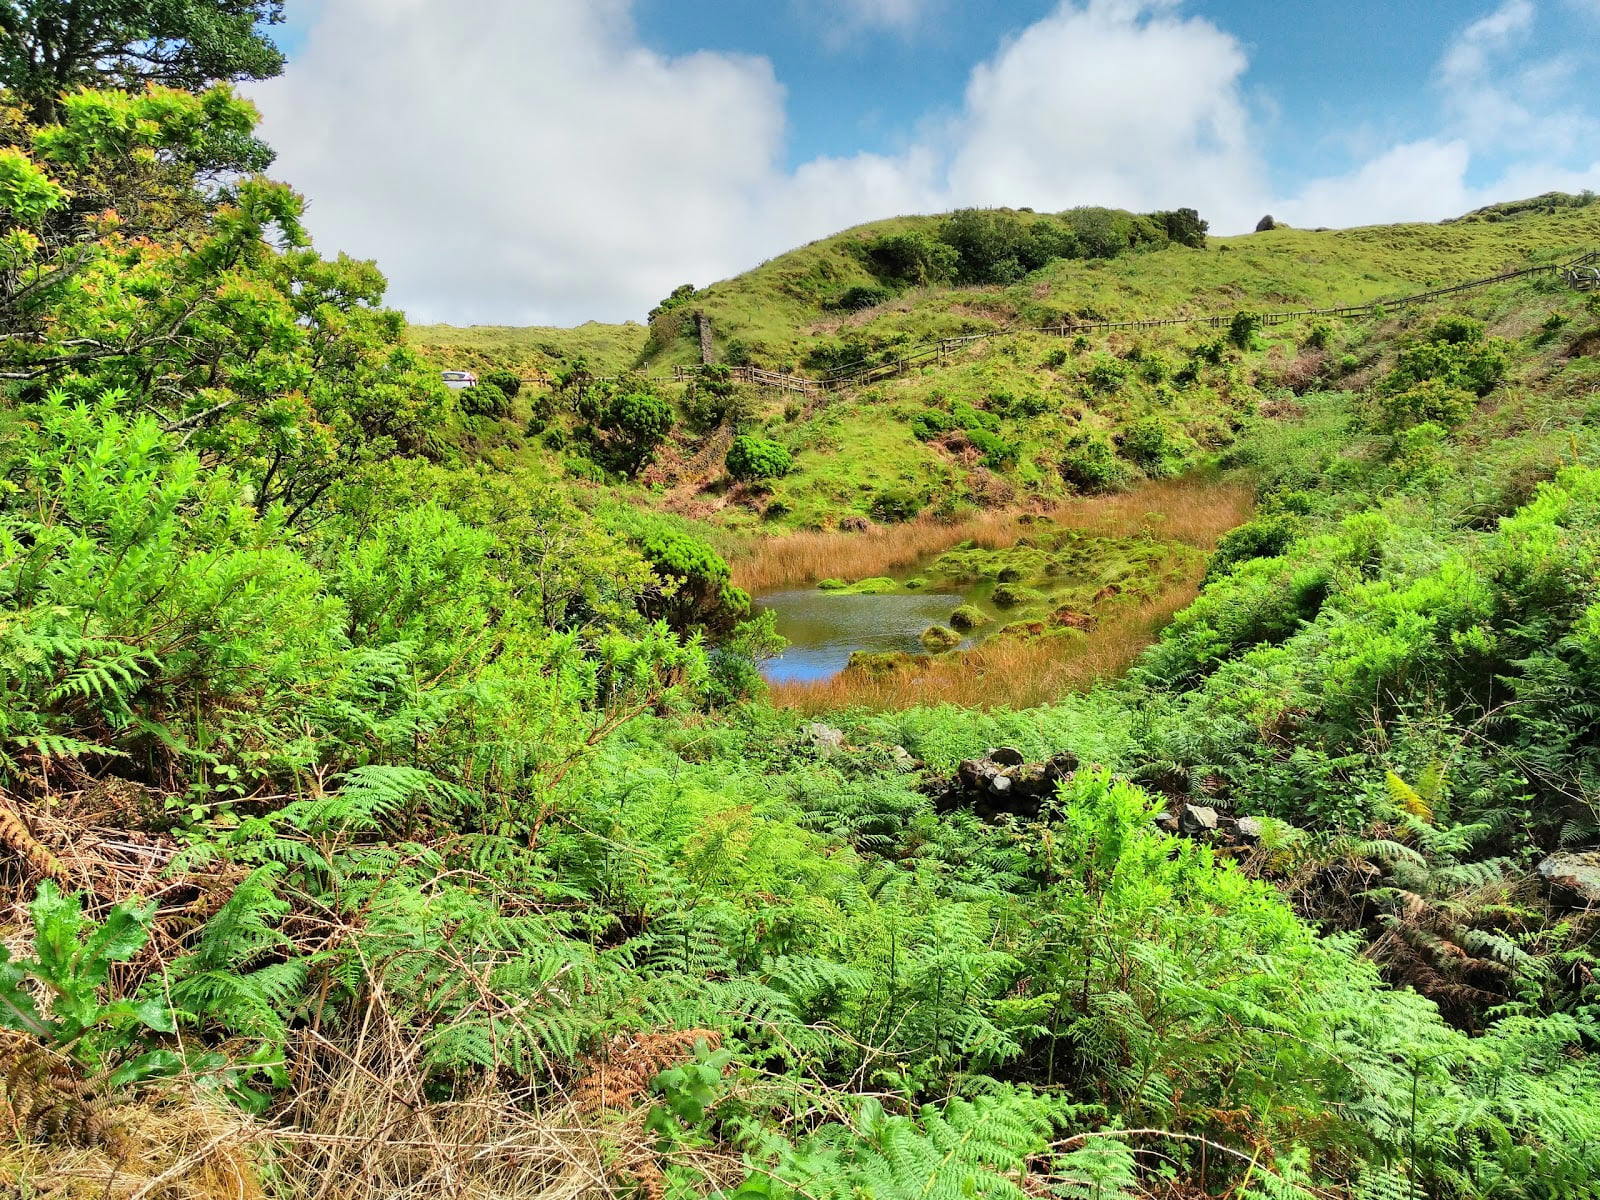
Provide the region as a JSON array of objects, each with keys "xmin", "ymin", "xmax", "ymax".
[
  {"xmin": 888, "ymin": 745, "xmax": 920, "ymax": 772},
  {"xmin": 1537, "ymin": 851, "xmax": 1600, "ymax": 907},
  {"xmin": 1179, "ymin": 804, "xmax": 1219, "ymax": 836},
  {"xmin": 1235, "ymin": 816, "xmax": 1266, "ymax": 842},
  {"xmin": 989, "ymin": 747, "xmax": 1026, "ymax": 767},
  {"xmin": 803, "ymin": 723, "xmax": 846, "ymax": 758}
]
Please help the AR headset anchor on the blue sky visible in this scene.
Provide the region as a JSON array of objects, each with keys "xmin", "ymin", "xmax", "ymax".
[{"xmin": 257, "ymin": 1, "xmax": 1600, "ymax": 325}]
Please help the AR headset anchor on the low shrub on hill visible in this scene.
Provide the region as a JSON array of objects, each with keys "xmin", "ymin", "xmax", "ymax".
[{"xmin": 726, "ymin": 435, "xmax": 794, "ymax": 482}]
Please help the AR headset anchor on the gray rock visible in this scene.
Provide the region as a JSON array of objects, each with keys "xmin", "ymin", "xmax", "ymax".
[
  {"xmin": 1235, "ymin": 817, "xmax": 1265, "ymax": 842},
  {"xmin": 888, "ymin": 745, "xmax": 919, "ymax": 772},
  {"xmin": 989, "ymin": 747, "xmax": 1026, "ymax": 767},
  {"xmin": 804, "ymin": 723, "xmax": 846, "ymax": 758},
  {"xmin": 989, "ymin": 774, "xmax": 1012, "ymax": 795},
  {"xmin": 1537, "ymin": 851, "xmax": 1600, "ymax": 906},
  {"xmin": 1179, "ymin": 804, "xmax": 1219, "ymax": 836}
]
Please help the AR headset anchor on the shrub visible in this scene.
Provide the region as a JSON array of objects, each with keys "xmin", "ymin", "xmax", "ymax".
[
  {"xmin": 726, "ymin": 435, "xmax": 794, "ymax": 482},
  {"xmin": 1084, "ymin": 353, "xmax": 1128, "ymax": 393},
  {"xmin": 1155, "ymin": 207, "xmax": 1209, "ymax": 248},
  {"xmin": 990, "ymin": 389, "xmax": 1051, "ymax": 418},
  {"xmin": 910, "ymin": 409, "xmax": 957, "ymax": 441},
  {"xmin": 617, "ymin": 510, "xmax": 749, "ymax": 634},
  {"xmin": 951, "ymin": 400, "xmax": 999, "ymax": 432},
  {"xmin": 939, "ymin": 208, "xmax": 1045, "ymax": 284},
  {"xmin": 1205, "ymin": 515, "xmax": 1300, "ymax": 582},
  {"xmin": 482, "ymin": 369, "xmax": 522, "ymax": 400},
  {"xmin": 1384, "ymin": 329, "xmax": 1509, "ymax": 398},
  {"xmin": 834, "ymin": 285, "xmax": 892, "ymax": 312},
  {"xmin": 598, "ymin": 389, "xmax": 674, "ymax": 475},
  {"xmin": 870, "ymin": 487, "xmax": 926, "ymax": 523},
  {"xmin": 861, "ymin": 231, "xmax": 959, "ymax": 286},
  {"xmin": 1116, "ymin": 416, "xmax": 1188, "ymax": 476},
  {"xmin": 1059, "ymin": 435, "xmax": 1132, "ymax": 493},
  {"xmin": 1377, "ymin": 378, "xmax": 1477, "ymax": 432},
  {"xmin": 966, "ymin": 429, "xmax": 1019, "ymax": 470},
  {"xmin": 1228, "ymin": 311, "xmax": 1264, "ymax": 350}
]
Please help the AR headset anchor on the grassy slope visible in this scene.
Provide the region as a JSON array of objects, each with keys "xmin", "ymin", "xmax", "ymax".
[
  {"xmin": 669, "ymin": 202, "xmax": 1600, "ymax": 370},
  {"xmin": 407, "ymin": 319, "xmax": 648, "ymax": 378},
  {"xmin": 416, "ymin": 200, "xmax": 1600, "ymax": 538}
]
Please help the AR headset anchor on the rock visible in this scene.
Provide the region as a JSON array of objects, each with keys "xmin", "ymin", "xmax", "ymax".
[
  {"xmin": 1235, "ymin": 816, "xmax": 1266, "ymax": 842},
  {"xmin": 838, "ymin": 516, "xmax": 872, "ymax": 532},
  {"xmin": 932, "ymin": 748, "xmax": 1079, "ymax": 821},
  {"xmin": 1537, "ymin": 851, "xmax": 1600, "ymax": 907},
  {"xmin": 1179, "ymin": 804, "xmax": 1219, "ymax": 836},
  {"xmin": 804, "ymin": 723, "xmax": 846, "ymax": 758},
  {"xmin": 1255, "ymin": 214, "xmax": 1277, "ymax": 232},
  {"xmin": 949, "ymin": 604, "xmax": 989, "ymax": 632},
  {"xmin": 888, "ymin": 746, "xmax": 919, "ymax": 772},
  {"xmin": 920, "ymin": 624, "xmax": 962, "ymax": 651},
  {"xmin": 1153, "ymin": 810, "xmax": 1179, "ymax": 834}
]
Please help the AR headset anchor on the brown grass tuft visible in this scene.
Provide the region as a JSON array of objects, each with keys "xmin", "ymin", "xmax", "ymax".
[{"xmin": 731, "ymin": 476, "xmax": 1252, "ymax": 594}]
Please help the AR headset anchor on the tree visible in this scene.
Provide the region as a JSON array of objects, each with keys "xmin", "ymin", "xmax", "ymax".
[
  {"xmin": 593, "ymin": 388, "xmax": 672, "ymax": 476},
  {"xmin": 0, "ymin": 0, "xmax": 285, "ymax": 122},
  {"xmin": 0, "ymin": 85, "xmax": 453, "ymax": 527},
  {"xmin": 1156, "ymin": 207, "xmax": 1209, "ymax": 248}
]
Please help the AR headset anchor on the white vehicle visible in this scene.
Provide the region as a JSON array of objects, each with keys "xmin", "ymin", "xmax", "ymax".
[{"xmin": 441, "ymin": 370, "xmax": 478, "ymax": 390}]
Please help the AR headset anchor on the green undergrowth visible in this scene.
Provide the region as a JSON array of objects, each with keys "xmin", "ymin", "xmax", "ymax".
[{"xmin": 6, "ymin": 81, "xmax": 1600, "ymax": 1197}]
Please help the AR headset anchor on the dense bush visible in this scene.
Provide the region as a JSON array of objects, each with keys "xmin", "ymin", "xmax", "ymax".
[
  {"xmin": 1059, "ymin": 434, "xmax": 1132, "ymax": 493},
  {"xmin": 587, "ymin": 387, "xmax": 674, "ymax": 475},
  {"xmin": 726, "ymin": 435, "xmax": 794, "ymax": 482},
  {"xmin": 860, "ymin": 231, "xmax": 958, "ymax": 286},
  {"xmin": 833, "ymin": 284, "xmax": 892, "ymax": 312}
]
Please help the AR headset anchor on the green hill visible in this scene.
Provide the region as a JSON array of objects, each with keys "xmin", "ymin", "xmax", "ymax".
[{"xmin": 411, "ymin": 195, "xmax": 1600, "ymax": 536}]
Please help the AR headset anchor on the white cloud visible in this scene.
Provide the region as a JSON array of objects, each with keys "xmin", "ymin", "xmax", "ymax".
[
  {"xmin": 253, "ymin": 0, "xmax": 1271, "ymax": 324},
  {"xmin": 947, "ymin": 0, "xmax": 1261, "ymax": 228},
  {"xmin": 1277, "ymin": 2, "xmax": 1600, "ymax": 229}
]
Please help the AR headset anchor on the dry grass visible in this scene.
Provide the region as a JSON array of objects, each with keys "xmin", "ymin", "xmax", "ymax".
[
  {"xmin": 730, "ymin": 476, "xmax": 1253, "ymax": 593},
  {"xmin": 771, "ymin": 578, "xmax": 1204, "ymax": 713},
  {"xmin": 2, "ymin": 1084, "xmax": 262, "ymax": 1199}
]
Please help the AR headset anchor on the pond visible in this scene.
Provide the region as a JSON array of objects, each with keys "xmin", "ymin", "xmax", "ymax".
[
  {"xmin": 753, "ymin": 522, "xmax": 1204, "ymax": 686},
  {"xmin": 755, "ymin": 584, "xmax": 986, "ymax": 684}
]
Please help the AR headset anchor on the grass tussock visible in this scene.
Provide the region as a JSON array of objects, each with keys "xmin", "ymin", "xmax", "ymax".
[
  {"xmin": 732, "ymin": 476, "xmax": 1252, "ymax": 593},
  {"xmin": 771, "ymin": 579, "xmax": 1203, "ymax": 712}
]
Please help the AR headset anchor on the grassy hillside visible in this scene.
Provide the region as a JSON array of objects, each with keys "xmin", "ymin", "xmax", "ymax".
[
  {"xmin": 408, "ymin": 318, "xmax": 648, "ymax": 378},
  {"xmin": 645, "ymin": 197, "xmax": 1600, "ymax": 370},
  {"xmin": 416, "ymin": 196, "xmax": 1600, "ymax": 543}
]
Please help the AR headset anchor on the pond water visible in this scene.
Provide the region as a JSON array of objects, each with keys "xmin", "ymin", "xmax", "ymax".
[{"xmin": 755, "ymin": 586, "xmax": 975, "ymax": 684}]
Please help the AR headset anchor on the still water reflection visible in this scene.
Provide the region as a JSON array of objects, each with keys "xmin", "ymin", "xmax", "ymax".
[{"xmin": 756, "ymin": 588, "xmax": 971, "ymax": 684}]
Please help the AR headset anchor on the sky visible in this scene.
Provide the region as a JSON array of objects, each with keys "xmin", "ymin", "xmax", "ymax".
[{"xmin": 251, "ymin": 0, "xmax": 1600, "ymax": 327}]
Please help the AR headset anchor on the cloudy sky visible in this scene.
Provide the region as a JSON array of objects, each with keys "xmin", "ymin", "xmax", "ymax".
[{"xmin": 251, "ymin": 0, "xmax": 1600, "ymax": 327}]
